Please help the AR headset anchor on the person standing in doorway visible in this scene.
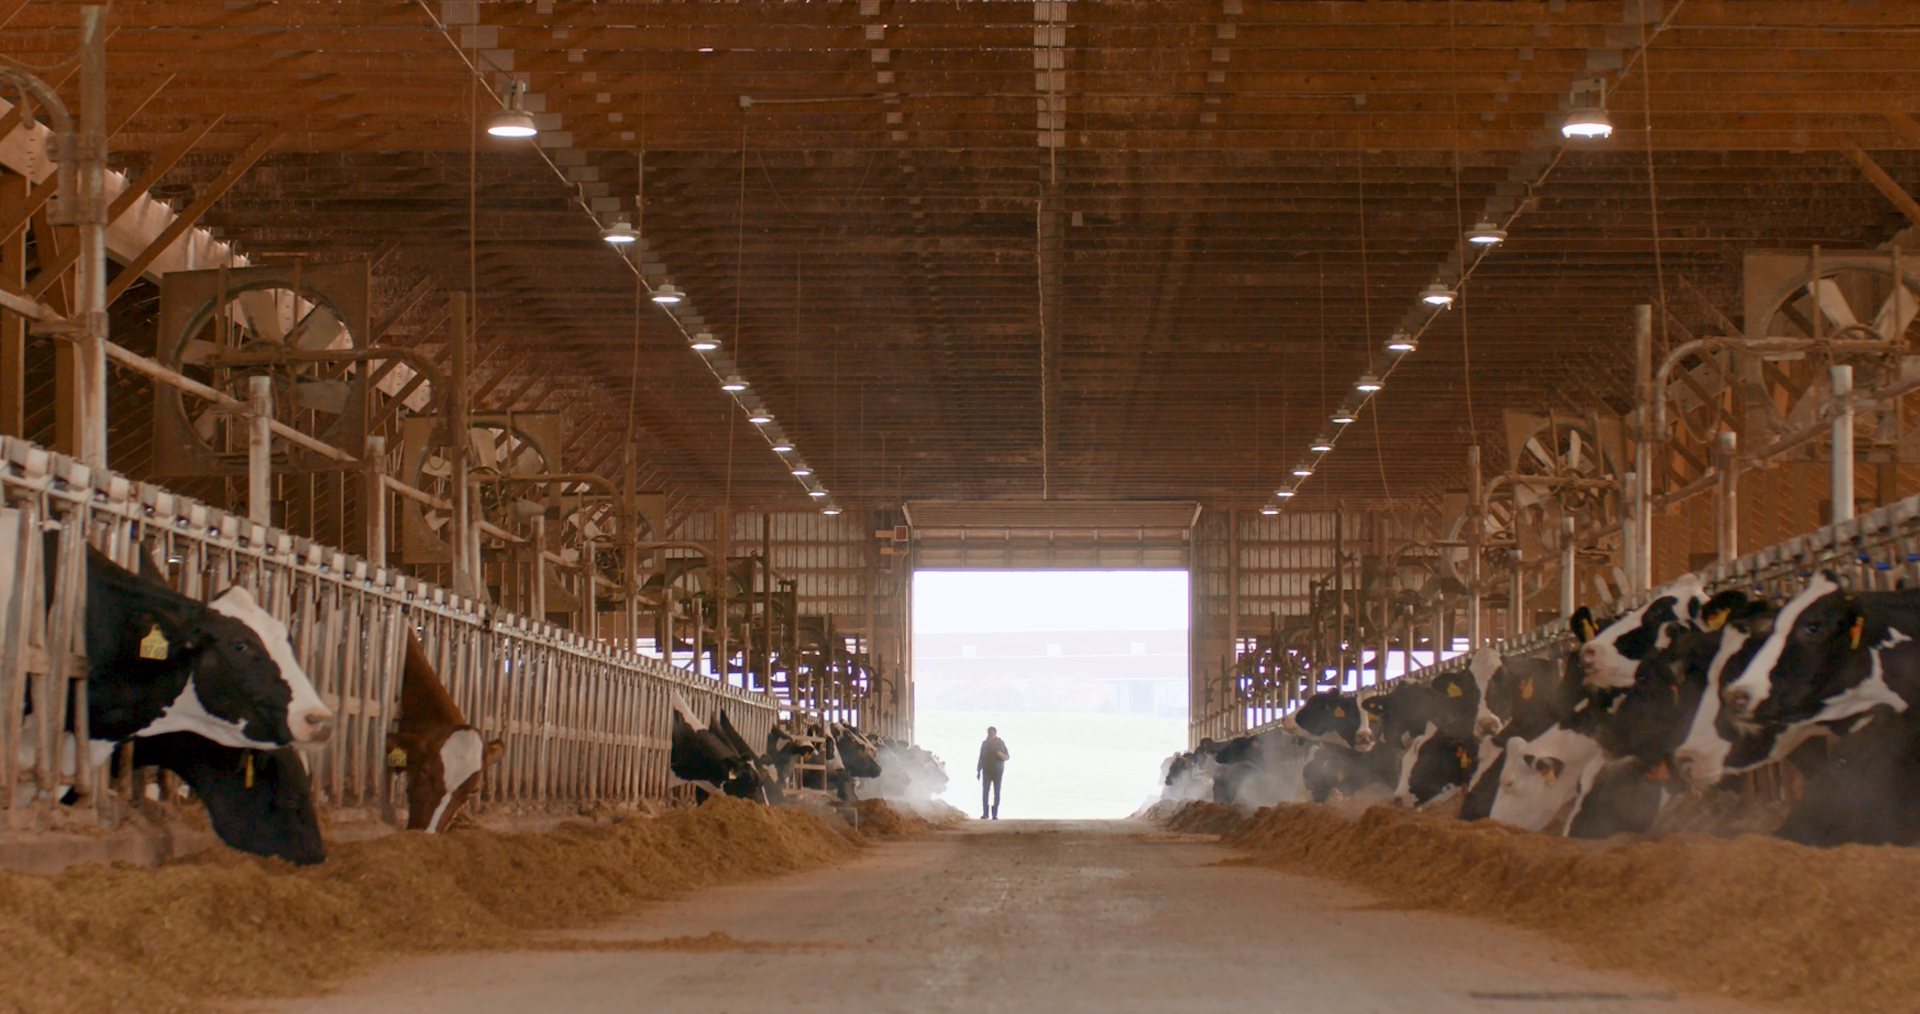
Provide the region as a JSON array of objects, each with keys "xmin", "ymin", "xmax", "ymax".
[{"xmin": 977, "ymin": 726, "xmax": 1009, "ymax": 819}]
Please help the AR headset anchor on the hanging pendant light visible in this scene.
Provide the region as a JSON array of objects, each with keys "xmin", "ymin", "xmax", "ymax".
[
  {"xmin": 822, "ymin": 506, "xmax": 842, "ymax": 516},
  {"xmin": 1421, "ymin": 282, "xmax": 1456, "ymax": 308},
  {"xmin": 721, "ymin": 376, "xmax": 747, "ymax": 392},
  {"xmin": 1309, "ymin": 435, "xmax": 1334, "ymax": 453},
  {"xmin": 1260, "ymin": 505, "xmax": 1280, "ymax": 515},
  {"xmin": 602, "ymin": 218, "xmax": 638, "ymax": 244},
  {"xmin": 808, "ymin": 489, "xmax": 828, "ymax": 499},
  {"xmin": 689, "ymin": 333, "xmax": 718, "ymax": 351},
  {"xmin": 747, "ymin": 409, "xmax": 773, "ymax": 424},
  {"xmin": 1291, "ymin": 464, "xmax": 1314, "ymax": 478},
  {"xmin": 1561, "ymin": 105, "xmax": 1613, "ymax": 139},
  {"xmin": 1466, "ymin": 221, "xmax": 1507, "ymax": 246},
  {"xmin": 1275, "ymin": 488, "xmax": 1297, "ymax": 498},
  {"xmin": 650, "ymin": 283, "xmax": 684, "ymax": 305},
  {"xmin": 1385, "ymin": 333, "xmax": 1417, "ymax": 353},
  {"xmin": 1331, "ymin": 408, "xmax": 1357, "ymax": 425},
  {"xmin": 791, "ymin": 467, "xmax": 812, "ymax": 477},
  {"xmin": 1355, "ymin": 374, "xmax": 1383, "ymax": 393},
  {"xmin": 487, "ymin": 82, "xmax": 539, "ymax": 138},
  {"xmin": 771, "ymin": 441, "xmax": 794, "ymax": 453}
]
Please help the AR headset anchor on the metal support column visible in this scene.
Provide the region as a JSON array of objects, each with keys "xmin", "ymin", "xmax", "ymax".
[
  {"xmin": 1466, "ymin": 445, "xmax": 1483, "ymax": 649},
  {"xmin": 0, "ymin": 173, "xmax": 24, "ymax": 439},
  {"xmin": 1558, "ymin": 516, "xmax": 1576, "ymax": 616},
  {"xmin": 448, "ymin": 292, "xmax": 477, "ymax": 599},
  {"xmin": 1715, "ymin": 431, "xmax": 1740, "ymax": 563},
  {"xmin": 1631, "ymin": 304, "xmax": 1654, "ymax": 592},
  {"xmin": 1831, "ymin": 365, "xmax": 1855, "ymax": 524},
  {"xmin": 247, "ymin": 375, "xmax": 272, "ymax": 526},
  {"xmin": 363, "ymin": 435, "xmax": 387, "ymax": 567},
  {"xmin": 73, "ymin": 6, "xmax": 109, "ymax": 468}
]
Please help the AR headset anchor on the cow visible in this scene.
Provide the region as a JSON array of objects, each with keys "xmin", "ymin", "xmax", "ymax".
[
  {"xmin": 764, "ymin": 721, "xmax": 822, "ymax": 786},
  {"xmin": 385, "ymin": 631, "xmax": 504, "ymax": 833},
  {"xmin": 1721, "ymin": 573, "xmax": 1920, "ymax": 728},
  {"xmin": 71, "ymin": 540, "xmax": 334, "ymax": 754},
  {"xmin": 1282, "ymin": 691, "xmax": 1366, "ymax": 749},
  {"xmin": 1564, "ymin": 755, "xmax": 1677, "ymax": 840},
  {"xmin": 1209, "ymin": 727, "xmax": 1312, "ymax": 806},
  {"xmin": 1488, "ymin": 724, "xmax": 1603, "ymax": 832},
  {"xmin": 1460, "ymin": 654, "xmax": 1585, "ymax": 822},
  {"xmin": 1393, "ymin": 721, "xmax": 1478, "ymax": 808},
  {"xmin": 1362, "ymin": 683, "xmax": 1470, "ymax": 752},
  {"xmin": 1572, "ymin": 573, "xmax": 1712, "ymax": 689},
  {"xmin": 669, "ymin": 694, "xmax": 767, "ymax": 801},
  {"xmin": 131, "ymin": 732, "xmax": 325, "ymax": 865},
  {"xmin": 1301, "ymin": 741, "xmax": 1399, "ymax": 803},
  {"xmin": 1774, "ymin": 705, "xmax": 1920, "ymax": 847}
]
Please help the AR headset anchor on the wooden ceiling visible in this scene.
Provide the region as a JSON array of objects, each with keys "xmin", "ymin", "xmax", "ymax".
[{"xmin": 9, "ymin": 0, "xmax": 1920, "ymax": 513}]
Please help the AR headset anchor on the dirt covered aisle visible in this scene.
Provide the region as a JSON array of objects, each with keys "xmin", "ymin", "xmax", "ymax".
[{"xmin": 246, "ymin": 819, "xmax": 1755, "ymax": 1014}]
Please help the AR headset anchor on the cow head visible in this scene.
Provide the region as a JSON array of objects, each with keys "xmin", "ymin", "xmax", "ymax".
[
  {"xmin": 1394, "ymin": 722, "xmax": 1477, "ymax": 808},
  {"xmin": 390, "ymin": 725, "xmax": 505, "ymax": 833},
  {"xmin": 138, "ymin": 586, "xmax": 332, "ymax": 750},
  {"xmin": 1283, "ymin": 691, "xmax": 1362, "ymax": 748},
  {"xmin": 1576, "ymin": 575, "xmax": 1707, "ymax": 689},
  {"xmin": 1720, "ymin": 573, "xmax": 1889, "ymax": 724},
  {"xmin": 1488, "ymin": 726, "xmax": 1601, "ymax": 832}
]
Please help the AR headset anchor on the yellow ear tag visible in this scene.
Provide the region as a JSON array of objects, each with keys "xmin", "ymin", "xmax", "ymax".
[
  {"xmin": 1850, "ymin": 617, "xmax": 1864, "ymax": 650},
  {"xmin": 1333, "ymin": 706, "xmax": 1346, "ymax": 718},
  {"xmin": 244, "ymin": 752, "xmax": 255, "ymax": 789},
  {"xmin": 139, "ymin": 626, "xmax": 169, "ymax": 660},
  {"xmin": 387, "ymin": 747, "xmax": 408, "ymax": 769},
  {"xmin": 1704, "ymin": 609, "xmax": 1729, "ymax": 632},
  {"xmin": 1580, "ymin": 619, "xmax": 1597, "ymax": 640},
  {"xmin": 1456, "ymin": 748, "xmax": 1471, "ymax": 770},
  {"xmin": 1541, "ymin": 767, "xmax": 1558, "ymax": 787},
  {"xmin": 1519, "ymin": 678, "xmax": 1534, "ymax": 701},
  {"xmin": 1446, "ymin": 683, "xmax": 1463, "ymax": 698}
]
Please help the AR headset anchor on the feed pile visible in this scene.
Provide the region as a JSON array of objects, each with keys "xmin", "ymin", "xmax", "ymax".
[
  {"xmin": 0, "ymin": 796, "xmax": 856, "ymax": 1014},
  {"xmin": 1164, "ymin": 800, "xmax": 1920, "ymax": 1014}
]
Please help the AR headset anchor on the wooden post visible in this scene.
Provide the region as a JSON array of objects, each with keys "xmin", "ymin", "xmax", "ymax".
[
  {"xmin": 1831, "ymin": 365, "xmax": 1855, "ymax": 524},
  {"xmin": 0, "ymin": 173, "xmax": 23, "ymax": 438},
  {"xmin": 1466, "ymin": 445, "xmax": 1483, "ymax": 649},
  {"xmin": 531, "ymin": 514, "xmax": 547, "ymax": 620},
  {"xmin": 1558, "ymin": 516, "xmax": 1577, "ymax": 616},
  {"xmin": 363, "ymin": 435, "xmax": 387, "ymax": 567},
  {"xmin": 1632, "ymin": 304, "xmax": 1654, "ymax": 591},
  {"xmin": 1715, "ymin": 431, "xmax": 1739, "ymax": 564},
  {"xmin": 448, "ymin": 292, "xmax": 476, "ymax": 599},
  {"xmin": 73, "ymin": 6, "xmax": 110, "ymax": 468}
]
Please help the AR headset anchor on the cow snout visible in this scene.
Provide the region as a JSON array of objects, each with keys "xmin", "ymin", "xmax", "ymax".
[
  {"xmin": 1723, "ymin": 688, "xmax": 1752, "ymax": 717},
  {"xmin": 1352, "ymin": 728, "xmax": 1374, "ymax": 751},
  {"xmin": 1392, "ymin": 792, "xmax": 1416, "ymax": 808},
  {"xmin": 1474, "ymin": 715, "xmax": 1501, "ymax": 738},
  {"xmin": 1578, "ymin": 642, "xmax": 1600, "ymax": 668},
  {"xmin": 295, "ymin": 708, "xmax": 335, "ymax": 744}
]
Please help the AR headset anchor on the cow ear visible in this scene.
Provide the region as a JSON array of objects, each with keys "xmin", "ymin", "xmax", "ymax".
[
  {"xmin": 215, "ymin": 585, "xmax": 258, "ymax": 611},
  {"xmin": 483, "ymin": 739, "xmax": 506, "ymax": 765},
  {"xmin": 1361, "ymin": 696, "xmax": 1386, "ymax": 716}
]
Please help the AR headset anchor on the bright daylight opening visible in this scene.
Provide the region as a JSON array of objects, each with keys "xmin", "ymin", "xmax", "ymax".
[{"xmin": 912, "ymin": 570, "xmax": 1189, "ymax": 820}]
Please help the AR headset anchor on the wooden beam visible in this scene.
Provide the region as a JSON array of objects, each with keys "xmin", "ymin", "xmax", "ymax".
[
  {"xmin": 104, "ymin": 131, "xmax": 279, "ymax": 304},
  {"xmin": 0, "ymin": 173, "xmax": 23, "ymax": 438},
  {"xmin": 1887, "ymin": 111, "xmax": 1920, "ymax": 148},
  {"xmin": 26, "ymin": 114, "xmax": 221, "ymax": 299},
  {"xmin": 1840, "ymin": 141, "xmax": 1920, "ymax": 227}
]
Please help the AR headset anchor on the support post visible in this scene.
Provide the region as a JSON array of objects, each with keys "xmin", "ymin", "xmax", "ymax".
[
  {"xmin": 448, "ymin": 292, "xmax": 477, "ymax": 599},
  {"xmin": 1509, "ymin": 550, "xmax": 1525, "ymax": 640},
  {"xmin": 1622, "ymin": 474, "xmax": 1639, "ymax": 594},
  {"xmin": 1558, "ymin": 516, "xmax": 1576, "ymax": 617},
  {"xmin": 715, "ymin": 504, "xmax": 730, "ymax": 683},
  {"xmin": 1333, "ymin": 503, "xmax": 1346, "ymax": 684},
  {"xmin": 0, "ymin": 173, "xmax": 23, "ymax": 438},
  {"xmin": 247, "ymin": 374, "xmax": 272, "ymax": 526},
  {"xmin": 1715, "ymin": 430, "xmax": 1739, "ymax": 563},
  {"xmin": 1831, "ymin": 364, "xmax": 1855, "ymax": 524},
  {"xmin": 531, "ymin": 514, "xmax": 547, "ymax": 621},
  {"xmin": 1466, "ymin": 445, "xmax": 1483, "ymax": 649},
  {"xmin": 1632, "ymin": 304, "xmax": 1654, "ymax": 592},
  {"xmin": 73, "ymin": 6, "xmax": 109, "ymax": 468},
  {"xmin": 623, "ymin": 442, "xmax": 638, "ymax": 654},
  {"xmin": 363, "ymin": 435, "xmax": 387, "ymax": 567}
]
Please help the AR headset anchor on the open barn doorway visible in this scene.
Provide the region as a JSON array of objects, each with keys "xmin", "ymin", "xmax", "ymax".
[{"xmin": 911, "ymin": 570, "xmax": 1189, "ymax": 819}]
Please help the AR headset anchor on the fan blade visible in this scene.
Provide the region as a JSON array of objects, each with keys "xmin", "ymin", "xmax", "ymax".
[
  {"xmin": 1811, "ymin": 278, "xmax": 1860, "ymax": 329},
  {"xmin": 287, "ymin": 303, "xmax": 346, "ymax": 351},
  {"xmin": 179, "ymin": 339, "xmax": 219, "ymax": 365},
  {"xmin": 192, "ymin": 407, "xmax": 220, "ymax": 443},
  {"xmin": 469, "ymin": 429, "xmax": 498, "ymax": 470},
  {"xmin": 1525, "ymin": 436, "xmax": 1556, "ymax": 470},
  {"xmin": 1565, "ymin": 430, "xmax": 1584, "ymax": 472},
  {"xmin": 1592, "ymin": 574, "xmax": 1614, "ymax": 605},
  {"xmin": 421, "ymin": 454, "xmax": 452, "ymax": 479},
  {"xmin": 236, "ymin": 290, "xmax": 292, "ymax": 344},
  {"xmin": 1872, "ymin": 285, "xmax": 1919, "ymax": 342}
]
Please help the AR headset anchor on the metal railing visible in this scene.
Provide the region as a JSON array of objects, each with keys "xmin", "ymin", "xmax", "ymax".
[
  {"xmin": 0, "ymin": 434, "xmax": 780, "ymax": 827},
  {"xmin": 1193, "ymin": 491, "xmax": 1920, "ymax": 739}
]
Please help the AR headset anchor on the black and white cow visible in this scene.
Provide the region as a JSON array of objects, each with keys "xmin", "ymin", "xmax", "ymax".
[
  {"xmin": 1281, "ymin": 690, "xmax": 1367, "ymax": 749},
  {"xmin": 1301, "ymin": 739, "xmax": 1400, "ymax": 803},
  {"xmin": 764, "ymin": 721, "xmax": 822, "ymax": 786},
  {"xmin": 131, "ymin": 732, "xmax": 325, "ymax": 865},
  {"xmin": 1774, "ymin": 704, "xmax": 1920, "ymax": 847},
  {"xmin": 669, "ymin": 694, "xmax": 768, "ymax": 802},
  {"xmin": 72, "ymin": 542, "xmax": 334, "ymax": 753},
  {"xmin": 1721, "ymin": 573, "xmax": 1920, "ymax": 729},
  {"xmin": 1393, "ymin": 722, "xmax": 1479, "ymax": 808},
  {"xmin": 1572, "ymin": 573, "xmax": 1713, "ymax": 689}
]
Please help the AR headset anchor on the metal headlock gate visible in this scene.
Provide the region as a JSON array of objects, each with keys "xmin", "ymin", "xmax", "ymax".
[
  {"xmin": 0, "ymin": 434, "xmax": 781, "ymax": 827},
  {"xmin": 1200, "ymin": 489, "xmax": 1920, "ymax": 737}
]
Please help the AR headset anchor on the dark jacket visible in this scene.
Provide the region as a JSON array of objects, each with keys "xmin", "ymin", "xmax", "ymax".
[{"xmin": 977, "ymin": 736, "xmax": 1009, "ymax": 776}]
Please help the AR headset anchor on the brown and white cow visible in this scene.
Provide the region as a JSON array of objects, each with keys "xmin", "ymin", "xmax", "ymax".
[{"xmin": 386, "ymin": 631, "xmax": 504, "ymax": 832}]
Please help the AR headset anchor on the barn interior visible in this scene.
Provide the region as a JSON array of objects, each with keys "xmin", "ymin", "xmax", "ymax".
[{"xmin": 1, "ymin": 1, "xmax": 1918, "ymax": 1009}]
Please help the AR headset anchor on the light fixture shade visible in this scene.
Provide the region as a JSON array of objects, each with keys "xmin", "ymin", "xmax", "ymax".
[
  {"xmin": 1309, "ymin": 436, "xmax": 1334, "ymax": 452},
  {"xmin": 1291, "ymin": 465, "xmax": 1314, "ymax": 477},
  {"xmin": 808, "ymin": 489, "xmax": 828, "ymax": 499},
  {"xmin": 1260, "ymin": 506, "xmax": 1280, "ymax": 515},
  {"xmin": 771, "ymin": 441, "xmax": 794, "ymax": 453},
  {"xmin": 721, "ymin": 376, "xmax": 747, "ymax": 391},
  {"xmin": 1276, "ymin": 489, "xmax": 1297, "ymax": 498},
  {"xmin": 1466, "ymin": 221, "xmax": 1507, "ymax": 245},
  {"xmin": 1385, "ymin": 333, "xmax": 1417, "ymax": 353},
  {"xmin": 1355, "ymin": 374, "xmax": 1383, "ymax": 393},
  {"xmin": 689, "ymin": 333, "xmax": 718, "ymax": 351},
  {"xmin": 1331, "ymin": 409, "xmax": 1357, "ymax": 425},
  {"xmin": 822, "ymin": 507, "xmax": 842, "ymax": 515},
  {"xmin": 602, "ymin": 219, "xmax": 638, "ymax": 244},
  {"xmin": 1421, "ymin": 282, "xmax": 1456, "ymax": 307},
  {"xmin": 486, "ymin": 108, "xmax": 538, "ymax": 138},
  {"xmin": 792, "ymin": 467, "xmax": 812, "ymax": 477},
  {"xmin": 1561, "ymin": 105, "xmax": 1613, "ymax": 139},
  {"xmin": 748, "ymin": 410, "xmax": 773, "ymax": 424},
  {"xmin": 650, "ymin": 283, "xmax": 684, "ymax": 305}
]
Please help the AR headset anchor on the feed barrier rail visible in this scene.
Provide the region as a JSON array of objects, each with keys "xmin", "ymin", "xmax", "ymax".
[{"xmin": 0, "ymin": 434, "xmax": 780, "ymax": 828}]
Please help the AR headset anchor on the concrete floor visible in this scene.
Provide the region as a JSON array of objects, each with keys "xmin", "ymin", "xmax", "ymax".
[{"xmin": 246, "ymin": 820, "xmax": 1759, "ymax": 1014}]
